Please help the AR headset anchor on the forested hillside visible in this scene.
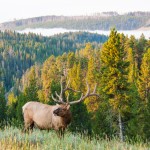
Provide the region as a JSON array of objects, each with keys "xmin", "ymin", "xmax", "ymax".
[
  {"xmin": 0, "ymin": 29, "xmax": 149, "ymax": 141},
  {"xmin": 0, "ymin": 11, "xmax": 150, "ymax": 30},
  {"xmin": 0, "ymin": 30, "xmax": 107, "ymax": 91}
]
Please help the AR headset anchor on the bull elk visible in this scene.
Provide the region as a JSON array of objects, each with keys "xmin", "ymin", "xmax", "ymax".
[{"xmin": 22, "ymin": 77, "xmax": 99, "ymax": 137}]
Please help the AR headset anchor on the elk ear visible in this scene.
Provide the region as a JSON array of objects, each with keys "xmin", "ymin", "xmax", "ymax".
[{"xmin": 66, "ymin": 104, "xmax": 70, "ymax": 110}]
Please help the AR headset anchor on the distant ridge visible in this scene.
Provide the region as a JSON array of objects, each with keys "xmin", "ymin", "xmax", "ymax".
[{"xmin": 0, "ymin": 11, "xmax": 150, "ymax": 31}]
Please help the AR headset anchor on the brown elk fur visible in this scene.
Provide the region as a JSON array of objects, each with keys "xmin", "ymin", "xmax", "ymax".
[{"xmin": 22, "ymin": 101, "xmax": 71, "ymax": 136}]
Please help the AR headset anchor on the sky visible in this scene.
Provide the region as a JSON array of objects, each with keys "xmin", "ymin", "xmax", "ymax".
[{"xmin": 0, "ymin": 0, "xmax": 150, "ymax": 23}]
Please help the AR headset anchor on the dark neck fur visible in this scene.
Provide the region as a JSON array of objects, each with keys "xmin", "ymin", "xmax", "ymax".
[{"xmin": 61, "ymin": 112, "xmax": 72, "ymax": 126}]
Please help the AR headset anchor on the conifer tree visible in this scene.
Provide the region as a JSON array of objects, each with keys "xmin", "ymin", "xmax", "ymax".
[
  {"xmin": 100, "ymin": 29, "xmax": 129, "ymax": 141},
  {"xmin": 67, "ymin": 61, "xmax": 91, "ymax": 133},
  {"xmin": 127, "ymin": 47, "xmax": 135, "ymax": 83},
  {"xmin": 138, "ymin": 48, "xmax": 150, "ymax": 102},
  {"xmin": 125, "ymin": 37, "xmax": 138, "ymax": 82},
  {"xmin": 41, "ymin": 55, "xmax": 59, "ymax": 101},
  {"xmin": 79, "ymin": 43, "xmax": 94, "ymax": 59},
  {"xmin": 0, "ymin": 83, "xmax": 6, "ymax": 123},
  {"xmin": 85, "ymin": 56, "xmax": 99, "ymax": 112},
  {"xmin": 67, "ymin": 52, "xmax": 76, "ymax": 69},
  {"xmin": 8, "ymin": 92, "xmax": 17, "ymax": 105},
  {"xmin": 137, "ymin": 48, "xmax": 150, "ymax": 138},
  {"xmin": 24, "ymin": 77, "xmax": 39, "ymax": 102},
  {"xmin": 16, "ymin": 93, "xmax": 27, "ymax": 125},
  {"xmin": 137, "ymin": 34, "xmax": 147, "ymax": 66},
  {"xmin": 7, "ymin": 92, "xmax": 17, "ymax": 122},
  {"xmin": 68, "ymin": 62, "xmax": 81, "ymax": 90}
]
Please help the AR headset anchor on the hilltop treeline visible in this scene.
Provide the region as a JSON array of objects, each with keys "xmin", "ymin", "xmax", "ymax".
[
  {"xmin": 0, "ymin": 11, "xmax": 150, "ymax": 30},
  {"xmin": 0, "ymin": 29, "xmax": 150, "ymax": 141},
  {"xmin": 0, "ymin": 30, "xmax": 107, "ymax": 91}
]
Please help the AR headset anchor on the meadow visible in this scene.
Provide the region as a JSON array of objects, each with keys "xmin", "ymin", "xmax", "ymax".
[{"xmin": 0, "ymin": 126, "xmax": 149, "ymax": 150}]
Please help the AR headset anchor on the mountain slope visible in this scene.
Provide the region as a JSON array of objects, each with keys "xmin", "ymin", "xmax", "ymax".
[
  {"xmin": 0, "ymin": 30, "xmax": 107, "ymax": 91},
  {"xmin": 0, "ymin": 12, "xmax": 150, "ymax": 31}
]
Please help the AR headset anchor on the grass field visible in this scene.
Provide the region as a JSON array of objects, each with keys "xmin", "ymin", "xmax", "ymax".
[{"xmin": 0, "ymin": 126, "xmax": 149, "ymax": 150}]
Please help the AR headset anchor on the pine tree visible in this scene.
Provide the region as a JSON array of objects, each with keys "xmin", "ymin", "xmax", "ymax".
[
  {"xmin": 85, "ymin": 56, "xmax": 99, "ymax": 112},
  {"xmin": 7, "ymin": 92, "xmax": 17, "ymax": 123},
  {"xmin": 137, "ymin": 48, "xmax": 150, "ymax": 139},
  {"xmin": 68, "ymin": 62, "xmax": 81, "ymax": 90},
  {"xmin": 100, "ymin": 29, "xmax": 129, "ymax": 141},
  {"xmin": 41, "ymin": 55, "xmax": 59, "ymax": 101},
  {"xmin": 137, "ymin": 34, "xmax": 147, "ymax": 66},
  {"xmin": 16, "ymin": 93, "xmax": 27, "ymax": 125},
  {"xmin": 24, "ymin": 77, "xmax": 39, "ymax": 102},
  {"xmin": 138, "ymin": 48, "xmax": 150, "ymax": 102},
  {"xmin": 7, "ymin": 92, "xmax": 17, "ymax": 105},
  {"xmin": 0, "ymin": 83, "xmax": 6, "ymax": 124},
  {"xmin": 67, "ymin": 61, "xmax": 91, "ymax": 133},
  {"xmin": 79, "ymin": 43, "xmax": 94, "ymax": 59},
  {"xmin": 125, "ymin": 37, "xmax": 139, "ymax": 83},
  {"xmin": 126, "ymin": 48, "xmax": 136, "ymax": 83},
  {"xmin": 67, "ymin": 52, "xmax": 76, "ymax": 69}
]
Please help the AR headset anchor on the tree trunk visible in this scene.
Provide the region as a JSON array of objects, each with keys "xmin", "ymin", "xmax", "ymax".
[{"xmin": 118, "ymin": 112, "xmax": 124, "ymax": 142}]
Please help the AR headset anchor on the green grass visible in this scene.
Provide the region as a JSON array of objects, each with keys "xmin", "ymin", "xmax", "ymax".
[{"xmin": 0, "ymin": 126, "xmax": 149, "ymax": 150}]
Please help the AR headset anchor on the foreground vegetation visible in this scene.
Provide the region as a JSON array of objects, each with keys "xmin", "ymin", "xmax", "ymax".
[{"xmin": 0, "ymin": 126, "xmax": 149, "ymax": 150}]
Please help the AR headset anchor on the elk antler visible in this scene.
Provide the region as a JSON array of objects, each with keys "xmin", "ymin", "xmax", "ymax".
[
  {"xmin": 51, "ymin": 77, "xmax": 99, "ymax": 104},
  {"xmin": 69, "ymin": 81, "xmax": 99, "ymax": 105},
  {"xmin": 51, "ymin": 76, "xmax": 80, "ymax": 104},
  {"xmin": 51, "ymin": 77, "xmax": 65, "ymax": 104}
]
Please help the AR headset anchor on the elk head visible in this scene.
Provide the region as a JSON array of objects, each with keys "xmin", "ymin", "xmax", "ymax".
[{"xmin": 53, "ymin": 104, "xmax": 70, "ymax": 117}]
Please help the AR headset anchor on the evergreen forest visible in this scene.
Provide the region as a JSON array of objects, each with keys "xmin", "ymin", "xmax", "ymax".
[{"xmin": 0, "ymin": 29, "xmax": 150, "ymax": 142}]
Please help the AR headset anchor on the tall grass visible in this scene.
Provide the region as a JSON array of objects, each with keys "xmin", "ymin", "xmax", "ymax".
[{"xmin": 0, "ymin": 126, "xmax": 149, "ymax": 150}]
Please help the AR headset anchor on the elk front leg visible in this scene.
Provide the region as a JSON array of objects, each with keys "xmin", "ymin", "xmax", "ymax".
[
  {"xmin": 59, "ymin": 128, "xmax": 65, "ymax": 138},
  {"xmin": 56, "ymin": 128, "xmax": 65, "ymax": 139}
]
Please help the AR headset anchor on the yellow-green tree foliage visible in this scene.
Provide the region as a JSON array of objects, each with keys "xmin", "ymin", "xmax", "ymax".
[
  {"xmin": 125, "ymin": 37, "xmax": 139, "ymax": 82},
  {"xmin": 7, "ymin": 92, "xmax": 17, "ymax": 105},
  {"xmin": 41, "ymin": 55, "xmax": 59, "ymax": 101},
  {"xmin": 79, "ymin": 43, "xmax": 94, "ymax": 59},
  {"xmin": 68, "ymin": 62, "xmax": 82, "ymax": 91},
  {"xmin": 20, "ymin": 65, "xmax": 40, "ymax": 92},
  {"xmin": 138, "ymin": 48, "xmax": 150, "ymax": 102},
  {"xmin": 126, "ymin": 48, "xmax": 136, "ymax": 83},
  {"xmin": 100, "ymin": 29, "xmax": 129, "ymax": 113},
  {"xmin": 56, "ymin": 53, "xmax": 67, "ymax": 74},
  {"xmin": 67, "ymin": 52, "xmax": 76, "ymax": 69},
  {"xmin": 85, "ymin": 56, "xmax": 99, "ymax": 112}
]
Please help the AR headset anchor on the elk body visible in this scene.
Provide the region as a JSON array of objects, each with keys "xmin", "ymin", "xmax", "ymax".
[
  {"xmin": 22, "ymin": 102, "xmax": 71, "ymax": 136},
  {"xmin": 22, "ymin": 77, "xmax": 99, "ymax": 137}
]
